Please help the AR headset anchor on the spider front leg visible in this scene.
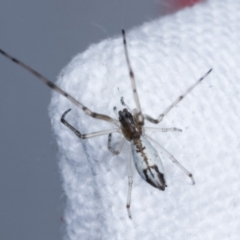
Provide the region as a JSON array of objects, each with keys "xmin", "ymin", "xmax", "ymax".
[
  {"xmin": 61, "ymin": 109, "xmax": 120, "ymax": 139},
  {"xmin": 144, "ymin": 69, "xmax": 212, "ymax": 124}
]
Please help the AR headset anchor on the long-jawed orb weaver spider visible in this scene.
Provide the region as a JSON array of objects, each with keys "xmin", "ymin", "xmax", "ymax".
[{"xmin": 0, "ymin": 30, "xmax": 212, "ymax": 218}]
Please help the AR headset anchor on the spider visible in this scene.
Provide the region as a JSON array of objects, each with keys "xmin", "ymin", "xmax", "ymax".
[{"xmin": 0, "ymin": 30, "xmax": 212, "ymax": 218}]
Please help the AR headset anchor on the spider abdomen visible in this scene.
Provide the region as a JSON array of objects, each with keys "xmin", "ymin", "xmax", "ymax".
[{"xmin": 131, "ymin": 136, "xmax": 166, "ymax": 191}]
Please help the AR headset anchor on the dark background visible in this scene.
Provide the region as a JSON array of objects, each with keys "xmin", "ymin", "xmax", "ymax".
[{"xmin": 0, "ymin": 1, "xmax": 201, "ymax": 239}]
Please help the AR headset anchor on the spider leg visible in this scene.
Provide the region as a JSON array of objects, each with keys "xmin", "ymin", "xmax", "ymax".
[
  {"xmin": 122, "ymin": 30, "xmax": 144, "ymax": 125},
  {"xmin": 61, "ymin": 109, "xmax": 120, "ymax": 139},
  {"xmin": 126, "ymin": 148, "xmax": 133, "ymax": 219},
  {"xmin": 120, "ymin": 97, "xmax": 131, "ymax": 112},
  {"xmin": 108, "ymin": 134, "xmax": 125, "ymax": 154},
  {"xmin": 144, "ymin": 69, "xmax": 212, "ymax": 124},
  {"xmin": 0, "ymin": 49, "xmax": 118, "ymax": 124},
  {"xmin": 113, "ymin": 107, "xmax": 118, "ymax": 117},
  {"xmin": 146, "ymin": 135, "xmax": 195, "ymax": 185},
  {"xmin": 144, "ymin": 127, "xmax": 182, "ymax": 132}
]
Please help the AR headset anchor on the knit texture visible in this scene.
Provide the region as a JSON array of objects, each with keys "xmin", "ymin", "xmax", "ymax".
[{"xmin": 49, "ymin": 0, "xmax": 240, "ymax": 239}]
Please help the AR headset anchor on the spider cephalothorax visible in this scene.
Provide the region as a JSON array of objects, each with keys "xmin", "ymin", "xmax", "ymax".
[{"xmin": 118, "ymin": 108, "xmax": 142, "ymax": 141}]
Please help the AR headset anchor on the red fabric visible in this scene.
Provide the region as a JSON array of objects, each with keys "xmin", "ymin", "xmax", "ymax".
[
  {"xmin": 173, "ymin": 0, "xmax": 202, "ymax": 9},
  {"xmin": 160, "ymin": 0, "xmax": 204, "ymax": 15}
]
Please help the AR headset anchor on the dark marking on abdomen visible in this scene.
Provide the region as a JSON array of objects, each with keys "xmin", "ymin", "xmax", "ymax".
[{"xmin": 143, "ymin": 165, "xmax": 165, "ymax": 191}]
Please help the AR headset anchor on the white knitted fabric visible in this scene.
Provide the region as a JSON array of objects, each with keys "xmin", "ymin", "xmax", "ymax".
[{"xmin": 49, "ymin": 0, "xmax": 240, "ymax": 239}]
